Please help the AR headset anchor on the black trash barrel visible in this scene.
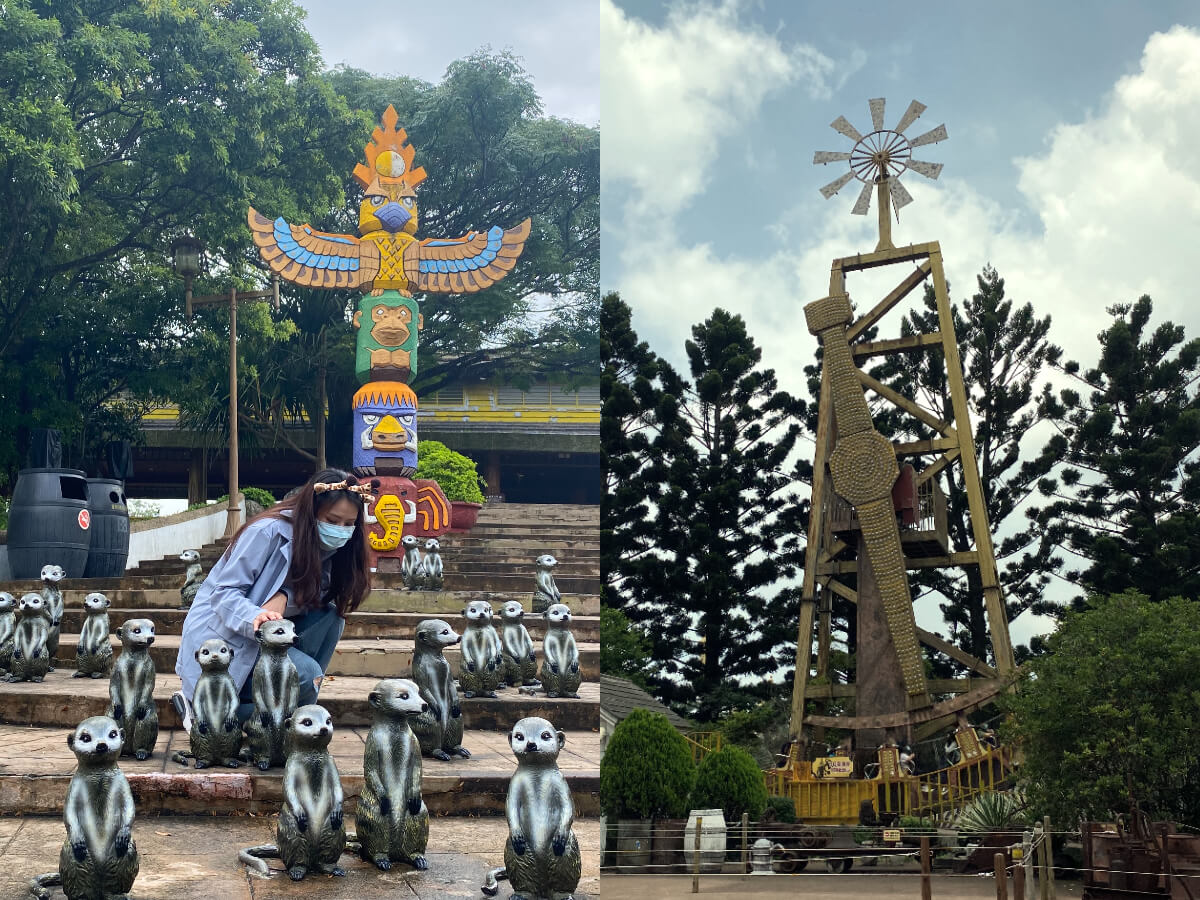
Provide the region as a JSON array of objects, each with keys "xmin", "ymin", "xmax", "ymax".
[
  {"xmin": 83, "ymin": 478, "xmax": 129, "ymax": 578},
  {"xmin": 7, "ymin": 468, "xmax": 92, "ymax": 579}
]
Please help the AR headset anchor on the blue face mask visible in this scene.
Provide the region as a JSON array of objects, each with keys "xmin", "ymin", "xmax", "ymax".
[{"xmin": 317, "ymin": 521, "xmax": 356, "ymax": 552}]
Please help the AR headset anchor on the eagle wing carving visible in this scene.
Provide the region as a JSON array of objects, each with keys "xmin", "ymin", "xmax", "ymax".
[
  {"xmin": 402, "ymin": 218, "xmax": 531, "ymax": 293},
  {"xmin": 248, "ymin": 207, "xmax": 381, "ymax": 289}
]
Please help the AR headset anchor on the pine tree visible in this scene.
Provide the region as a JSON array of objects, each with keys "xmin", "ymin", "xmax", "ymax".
[{"xmin": 1028, "ymin": 296, "xmax": 1200, "ymax": 605}]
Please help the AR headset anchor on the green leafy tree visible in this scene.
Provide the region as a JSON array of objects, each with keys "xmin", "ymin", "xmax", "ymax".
[
  {"xmin": 1006, "ymin": 591, "xmax": 1200, "ymax": 823},
  {"xmin": 690, "ymin": 746, "xmax": 769, "ymax": 822},
  {"xmin": 600, "ymin": 709, "xmax": 696, "ymax": 820},
  {"xmin": 1027, "ymin": 296, "xmax": 1200, "ymax": 606},
  {"xmin": 599, "ymin": 607, "xmax": 653, "ymax": 687}
]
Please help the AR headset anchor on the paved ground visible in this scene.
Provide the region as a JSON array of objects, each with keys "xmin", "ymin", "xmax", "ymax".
[
  {"xmin": 0, "ymin": 815, "xmax": 600, "ymax": 899},
  {"xmin": 601, "ymin": 873, "xmax": 1083, "ymax": 898}
]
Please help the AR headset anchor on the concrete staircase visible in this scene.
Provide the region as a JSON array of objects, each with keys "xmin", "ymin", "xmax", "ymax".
[{"xmin": 0, "ymin": 502, "xmax": 600, "ymax": 818}]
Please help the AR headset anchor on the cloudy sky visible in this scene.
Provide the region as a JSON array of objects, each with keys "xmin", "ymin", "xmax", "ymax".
[
  {"xmin": 294, "ymin": 0, "xmax": 599, "ymax": 124},
  {"xmin": 602, "ymin": 0, "xmax": 1200, "ymax": 645}
]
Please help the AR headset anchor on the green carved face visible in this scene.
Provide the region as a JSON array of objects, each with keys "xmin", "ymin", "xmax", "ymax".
[{"xmin": 354, "ymin": 290, "xmax": 422, "ymax": 382}]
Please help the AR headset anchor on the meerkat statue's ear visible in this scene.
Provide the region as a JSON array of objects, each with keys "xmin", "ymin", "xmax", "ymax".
[
  {"xmin": 228, "ymin": 648, "xmax": 234, "ymax": 661},
  {"xmin": 368, "ymin": 691, "xmax": 382, "ymax": 710},
  {"xmin": 194, "ymin": 649, "xmax": 200, "ymax": 661},
  {"xmin": 118, "ymin": 728, "xmax": 125, "ymax": 745},
  {"xmin": 556, "ymin": 730, "xmax": 566, "ymax": 750},
  {"xmin": 67, "ymin": 733, "xmax": 75, "ymax": 750},
  {"xmin": 283, "ymin": 716, "xmax": 292, "ymax": 731}
]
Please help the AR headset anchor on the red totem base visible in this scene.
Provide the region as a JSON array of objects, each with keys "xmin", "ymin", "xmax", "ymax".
[{"xmin": 363, "ymin": 475, "xmax": 452, "ymax": 570}]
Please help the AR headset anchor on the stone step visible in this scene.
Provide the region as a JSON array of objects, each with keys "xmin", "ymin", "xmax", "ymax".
[
  {"xmin": 56, "ymin": 588, "xmax": 601, "ymax": 616},
  {"xmin": 0, "ymin": 724, "xmax": 600, "ymax": 818},
  {"xmin": 9, "ymin": 571, "xmax": 599, "ymax": 593},
  {"xmin": 128, "ymin": 558, "xmax": 599, "ymax": 577},
  {"xmin": 53, "ymin": 633, "xmax": 601, "ymax": 680},
  {"xmin": 0, "ymin": 673, "xmax": 599, "ymax": 731},
  {"xmin": 58, "ymin": 609, "xmax": 601, "ymax": 642}
]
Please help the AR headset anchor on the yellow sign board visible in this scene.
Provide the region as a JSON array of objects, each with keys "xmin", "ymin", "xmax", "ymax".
[
  {"xmin": 883, "ymin": 829, "xmax": 902, "ymax": 843},
  {"xmin": 811, "ymin": 757, "xmax": 854, "ymax": 779}
]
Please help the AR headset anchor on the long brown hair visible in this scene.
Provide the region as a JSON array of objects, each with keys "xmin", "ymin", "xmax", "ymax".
[{"xmin": 223, "ymin": 468, "xmax": 373, "ymax": 617}]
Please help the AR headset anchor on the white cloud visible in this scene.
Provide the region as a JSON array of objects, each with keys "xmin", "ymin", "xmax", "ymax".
[{"xmin": 601, "ymin": 0, "xmax": 838, "ymax": 220}]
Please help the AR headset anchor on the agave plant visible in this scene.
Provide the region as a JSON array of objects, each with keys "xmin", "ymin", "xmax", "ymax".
[{"xmin": 954, "ymin": 791, "xmax": 1028, "ymax": 837}]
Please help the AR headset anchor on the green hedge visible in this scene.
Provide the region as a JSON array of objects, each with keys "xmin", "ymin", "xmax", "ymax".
[
  {"xmin": 415, "ymin": 440, "xmax": 486, "ymax": 503},
  {"xmin": 601, "ymin": 709, "xmax": 695, "ymax": 819},
  {"xmin": 690, "ymin": 746, "xmax": 768, "ymax": 822}
]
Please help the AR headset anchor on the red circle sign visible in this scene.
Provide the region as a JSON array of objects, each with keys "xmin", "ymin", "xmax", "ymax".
[{"xmin": 78, "ymin": 509, "xmax": 91, "ymax": 530}]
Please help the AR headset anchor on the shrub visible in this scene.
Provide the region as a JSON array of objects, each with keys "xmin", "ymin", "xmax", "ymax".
[
  {"xmin": 765, "ymin": 795, "xmax": 796, "ymax": 824},
  {"xmin": 690, "ymin": 746, "xmax": 769, "ymax": 822},
  {"xmin": 214, "ymin": 487, "xmax": 275, "ymax": 509},
  {"xmin": 415, "ymin": 440, "xmax": 486, "ymax": 503},
  {"xmin": 601, "ymin": 709, "xmax": 695, "ymax": 819}
]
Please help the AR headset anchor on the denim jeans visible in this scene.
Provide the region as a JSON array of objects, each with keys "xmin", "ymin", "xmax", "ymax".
[{"xmin": 236, "ymin": 605, "xmax": 346, "ymax": 722}]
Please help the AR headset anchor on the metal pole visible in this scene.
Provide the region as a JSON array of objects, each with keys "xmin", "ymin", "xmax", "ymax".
[
  {"xmin": 225, "ymin": 288, "xmax": 241, "ymax": 537},
  {"xmin": 921, "ymin": 835, "xmax": 932, "ymax": 900},
  {"xmin": 692, "ymin": 816, "xmax": 702, "ymax": 894},
  {"xmin": 741, "ymin": 812, "xmax": 750, "ymax": 875},
  {"xmin": 994, "ymin": 852, "xmax": 1008, "ymax": 900},
  {"xmin": 1043, "ymin": 817, "xmax": 1055, "ymax": 900}
]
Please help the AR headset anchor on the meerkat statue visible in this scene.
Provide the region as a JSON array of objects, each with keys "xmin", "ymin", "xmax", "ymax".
[
  {"xmin": 532, "ymin": 554, "xmax": 561, "ymax": 614},
  {"xmin": 172, "ymin": 639, "xmax": 242, "ymax": 769},
  {"xmin": 500, "ymin": 600, "xmax": 539, "ymax": 688},
  {"xmin": 540, "ymin": 604, "xmax": 581, "ymax": 699},
  {"xmin": 28, "ymin": 716, "xmax": 139, "ymax": 900},
  {"xmin": 459, "ymin": 600, "xmax": 504, "ymax": 699},
  {"xmin": 357, "ymin": 678, "xmax": 431, "ymax": 871},
  {"xmin": 74, "ymin": 592, "xmax": 113, "ymax": 679},
  {"xmin": 40, "ymin": 563, "xmax": 65, "ymax": 670},
  {"xmin": 108, "ymin": 619, "xmax": 158, "ymax": 760},
  {"xmin": 0, "ymin": 591, "xmax": 16, "ymax": 674},
  {"xmin": 8, "ymin": 593, "xmax": 51, "ymax": 683},
  {"xmin": 241, "ymin": 705, "xmax": 347, "ymax": 881},
  {"xmin": 401, "ymin": 535, "xmax": 423, "ymax": 590},
  {"xmin": 409, "ymin": 619, "xmax": 470, "ymax": 761},
  {"xmin": 178, "ymin": 549, "xmax": 205, "ymax": 610},
  {"xmin": 419, "ymin": 538, "xmax": 444, "ymax": 590},
  {"xmin": 481, "ymin": 717, "xmax": 581, "ymax": 900},
  {"xmin": 243, "ymin": 619, "xmax": 299, "ymax": 770}
]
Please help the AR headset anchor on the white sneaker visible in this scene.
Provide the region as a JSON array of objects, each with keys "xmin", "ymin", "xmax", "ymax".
[{"xmin": 170, "ymin": 690, "xmax": 194, "ymax": 733}]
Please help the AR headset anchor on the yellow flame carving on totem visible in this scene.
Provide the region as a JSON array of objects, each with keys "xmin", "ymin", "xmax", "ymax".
[{"xmin": 368, "ymin": 494, "xmax": 405, "ymax": 551}]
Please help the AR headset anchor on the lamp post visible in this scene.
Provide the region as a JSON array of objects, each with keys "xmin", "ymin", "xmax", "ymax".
[{"xmin": 172, "ymin": 235, "xmax": 280, "ymax": 537}]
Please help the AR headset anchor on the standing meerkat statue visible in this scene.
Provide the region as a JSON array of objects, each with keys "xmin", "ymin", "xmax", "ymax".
[
  {"xmin": 28, "ymin": 716, "xmax": 139, "ymax": 900},
  {"xmin": 459, "ymin": 600, "xmax": 503, "ymax": 698},
  {"xmin": 243, "ymin": 619, "xmax": 300, "ymax": 770},
  {"xmin": 500, "ymin": 600, "xmax": 539, "ymax": 688},
  {"xmin": 108, "ymin": 619, "xmax": 158, "ymax": 760},
  {"xmin": 531, "ymin": 554, "xmax": 561, "ymax": 614},
  {"xmin": 419, "ymin": 538, "xmax": 444, "ymax": 590},
  {"xmin": 409, "ymin": 619, "xmax": 470, "ymax": 761},
  {"xmin": 40, "ymin": 563, "xmax": 65, "ymax": 670},
  {"xmin": 481, "ymin": 717, "xmax": 581, "ymax": 900},
  {"xmin": 539, "ymin": 604, "xmax": 581, "ymax": 699},
  {"xmin": 8, "ymin": 593, "xmax": 51, "ymax": 683},
  {"xmin": 400, "ymin": 534, "xmax": 423, "ymax": 589},
  {"xmin": 0, "ymin": 591, "xmax": 17, "ymax": 674},
  {"xmin": 241, "ymin": 705, "xmax": 348, "ymax": 881},
  {"xmin": 172, "ymin": 639, "xmax": 242, "ymax": 769},
  {"xmin": 357, "ymin": 678, "xmax": 431, "ymax": 871},
  {"xmin": 178, "ymin": 549, "xmax": 205, "ymax": 610},
  {"xmin": 74, "ymin": 593, "xmax": 113, "ymax": 679}
]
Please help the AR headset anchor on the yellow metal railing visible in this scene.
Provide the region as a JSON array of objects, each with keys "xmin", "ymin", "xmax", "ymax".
[
  {"xmin": 767, "ymin": 746, "xmax": 1011, "ymax": 824},
  {"xmin": 685, "ymin": 731, "xmax": 723, "ymax": 764}
]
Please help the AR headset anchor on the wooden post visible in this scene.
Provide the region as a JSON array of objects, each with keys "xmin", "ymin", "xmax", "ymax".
[
  {"xmin": 225, "ymin": 288, "xmax": 241, "ymax": 537},
  {"xmin": 1013, "ymin": 857, "xmax": 1026, "ymax": 900},
  {"xmin": 741, "ymin": 812, "xmax": 750, "ymax": 874},
  {"xmin": 692, "ymin": 816, "xmax": 702, "ymax": 894},
  {"xmin": 994, "ymin": 852, "xmax": 1008, "ymax": 900},
  {"xmin": 921, "ymin": 835, "xmax": 932, "ymax": 900},
  {"xmin": 1042, "ymin": 817, "xmax": 1055, "ymax": 900}
]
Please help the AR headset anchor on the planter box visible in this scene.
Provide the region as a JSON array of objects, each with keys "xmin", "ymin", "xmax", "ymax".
[
  {"xmin": 615, "ymin": 818, "xmax": 653, "ymax": 873},
  {"xmin": 651, "ymin": 818, "xmax": 688, "ymax": 874},
  {"xmin": 447, "ymin": 500, "xmax": 483, "ymax": 533}
]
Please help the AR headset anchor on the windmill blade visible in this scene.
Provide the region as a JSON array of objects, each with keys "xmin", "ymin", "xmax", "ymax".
[
  {"xmin": 869, "ymin": 98, "xmax": 886, "ymax": 132},
  {"xmin": 850, "ymin": 180, "xmax": 873, "ymax": 215},
  {"xmin": 889, "ymin": 177, "xmax": 914, "ymax": 210},
  {"xmin": 893, "ymin": 100, "xmax": 926, "ymax": 134},
  {"xmin": 909, "ymin": 123, "xmax": 948, "ymax": 147},
  {"xmin": 819, "ymin": 170, "xmax": 856, "ymax": 199},
  {"xmin": 830, "ymin": 115, "xmax": 863, "ymax": 142},
  {"xmin": 813, "ymin": 150, "xmax": 853, "ymax": 165},
  {"xmin": 907, "ymin": 159, "xmax": 944, "ymax": 180}
]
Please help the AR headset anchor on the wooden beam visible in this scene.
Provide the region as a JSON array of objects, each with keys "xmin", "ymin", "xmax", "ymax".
[
  {"xmin": 803, "ymin": 681, "xmax": 1006, "ymax": 730},
  {"xmin": 859, "ymin": 370, "xmax": 953, "ymax": 435},
  {"xmin": 916, "ymin": 628, "xmax": 998, "ymax": 678},
  {"xmin": 847, "ymin": 261, "xmax": 933, "ymax": 342},
  {"xmin": 806, "ymin": 678, "xmax": 997, "ymax": 699},
  {"xmin": 818, "ymin": 538, "xmax": 849, "ymax": 563},
  {"xmin": 833, "ymin": 242, "xmax": 937, "ymax": 272},
  {"xmin": 817, "ymin": 550, "xmax": 981, "ymax": 575},
  {"xmin": 853, "ymin": 331, "xmax": 944, "ymax": 359},
  {"xmin": 894, "ymin": 437, "xmax": 958, "ymax": 456},
  {"xmin": 917, "ymin": 449, "xmax": 959, "ymax": 485}
]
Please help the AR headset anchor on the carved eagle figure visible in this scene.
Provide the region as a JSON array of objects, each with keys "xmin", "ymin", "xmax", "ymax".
[{"xmin": 247, "ymin": 105, "xmax": 530, "ymax": 296}]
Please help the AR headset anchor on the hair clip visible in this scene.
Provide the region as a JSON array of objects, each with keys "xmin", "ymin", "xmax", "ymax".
[{"xmin": 313, "ymin": 479, "xmax": 377, "ymax": 504}]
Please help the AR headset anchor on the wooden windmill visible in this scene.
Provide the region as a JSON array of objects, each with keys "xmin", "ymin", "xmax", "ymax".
[{"xmin": 792, "ymin": 99, "xmax": 1016, "ymax": 755}]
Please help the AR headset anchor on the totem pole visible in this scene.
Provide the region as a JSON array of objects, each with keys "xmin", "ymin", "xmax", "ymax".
[{"xmin": 248, "ymin": 106, "xmax": 529, "ymax": 570}]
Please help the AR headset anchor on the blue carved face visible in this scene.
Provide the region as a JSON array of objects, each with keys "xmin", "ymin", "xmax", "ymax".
[{"xmin": 353, "ymin": 399, "xmax": 417, "ymax": 469}]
